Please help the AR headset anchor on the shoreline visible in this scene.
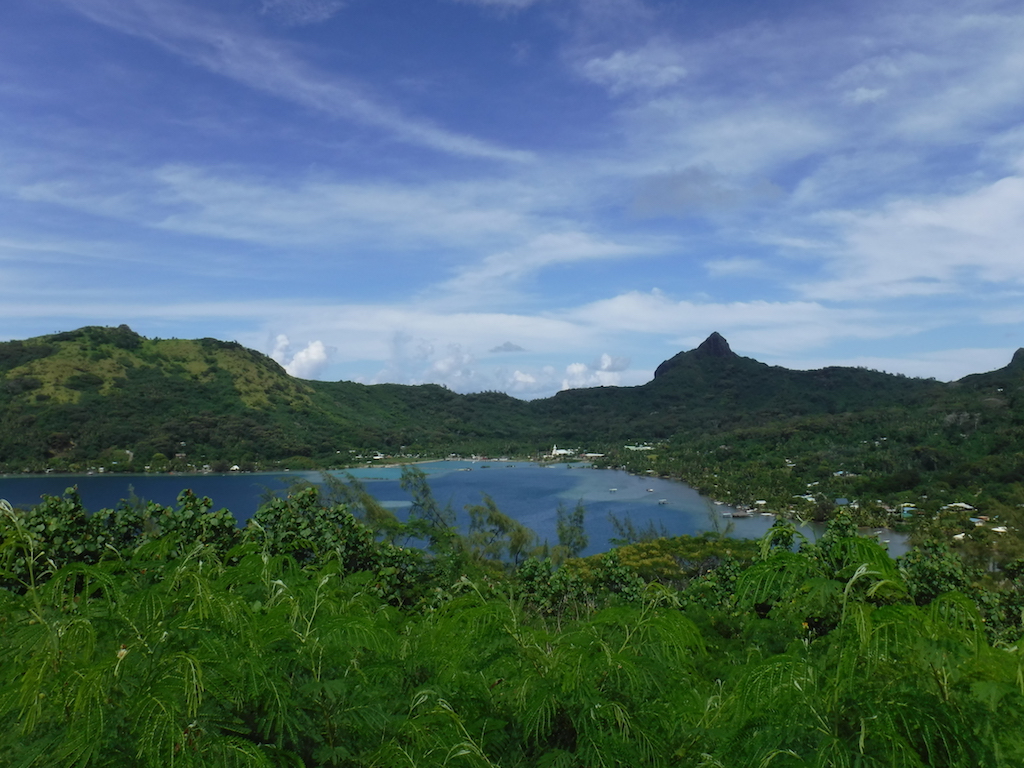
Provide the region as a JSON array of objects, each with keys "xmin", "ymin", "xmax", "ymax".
[{"xmin": 0, "ymin": 455, "xmax": 550, "ymax": 479}]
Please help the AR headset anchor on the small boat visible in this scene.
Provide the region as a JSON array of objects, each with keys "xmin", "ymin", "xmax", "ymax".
[
  {"xmin": 658, "ymin": 499, "xmax": 668, "ymax": 505},
  {"xmin": 646, "ymin": 488, "xmax": 654, "ymax": 492},
  {"xmin": 609, "ymin": 488, "xmax": 617, "ymax": 492}
]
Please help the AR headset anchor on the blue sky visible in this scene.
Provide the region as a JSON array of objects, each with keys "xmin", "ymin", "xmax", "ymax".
[{"xmin": 2, "ymin": 0, "xmax": 1023, "ymax": 397}]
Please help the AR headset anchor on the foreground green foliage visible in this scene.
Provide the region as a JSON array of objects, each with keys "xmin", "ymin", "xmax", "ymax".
[{"xmin": 4, "ymin": 484, "xmax": 1024, "ymax": 767}]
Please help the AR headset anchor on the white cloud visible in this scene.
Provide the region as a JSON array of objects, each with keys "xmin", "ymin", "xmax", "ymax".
[
  {"xmin": 270, "ymin": 333, "xmax": 291, "ymax": 363},
  {"xmin": 639, "ymin": 102, "xmax": 833, "ymax": 177},
  {"xmin": 371, "ymin": 333, "xmax": 476, "ymax": 390},
  {"xmin": 594, "ymin": 0, "xmax": 1024, "ymax": 203},
  {"xmin": 580, "ymin": 44, "xmax": 687, "ymax": 96},
  {"xmin": 844, "ymin": 87, "xmax": 887, "ymax": 105},
  {"xmin": 807, "ymin": 175, "xmax": 1024, "ymax": 299},
  {"xmin": 495, "ymin": 361, "xmax": 650, "ymax": 398},
  {"xmin": 257, "ymin": 306, "xmax": 649, "ymax": 396},
  {"xmin": 561, "ymin": 357, "xmax": 628, "ymax": 390},
  {"xmin": 562, "ymin": 289, "xmax": 903, "ymax": 356},
  {"xmin": 371, "ymin": 335, "xmax": 570, "ymax": 396},
  {"xmin": 17, "ymin": 164, "xmax": 535, "ymax": 261},
  {"xmin": 289, "ymin": 341, "xmax": 329, "ymax": 378},
  {"xmin": 831, "ymin": 53, "xmax": 905, "ymax": 107},
  {"xmin": 270, "ymin": 334, "xmax": 330, "ymax": 378},
  {"xmin": 439, "ymin": 231, "xmax": 657, "ymax": 302},
  {"xmin": 428, "ymin": 344, "xmax": 477, "ymax": 383},
  {"xmin": 886, "ymin": 15, "xmax": 1024, "ymax": 144},
  {"xmin": 593, "ymin": 352, "xmax": 629, "ymax": 372},
  {"xmin": 250, "ymin": 305, "xmax": 593, "ymax": 368}
]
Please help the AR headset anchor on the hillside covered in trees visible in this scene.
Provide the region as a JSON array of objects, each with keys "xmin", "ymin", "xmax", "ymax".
[
  {"xmin": 0, "ymin": 325, "xmax": 543, "ymax": 469},
  {"xmin": 2, "ymin": 325, "xmax": 1018, "ymax": 470},
  {"xmin": 4, "ymin": 325, "xmax": 1024, "ymax": 553}
]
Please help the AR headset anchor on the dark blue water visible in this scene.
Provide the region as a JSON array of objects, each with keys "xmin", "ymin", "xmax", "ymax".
[
  {"xmin": 0, "ymin": 471, "xmax": 296, "ymax": 520},
  {"xmin": 1, "ymin": 461, "xmax": 903, "ymax": 556},
  {"xmin": 326, "ymin": 461, "xmax": 782, "ymax": 556}
]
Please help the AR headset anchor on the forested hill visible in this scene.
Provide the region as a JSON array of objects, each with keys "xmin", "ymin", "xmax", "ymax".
[
  {"xmin": 533, "ymin": 331, "xmax": 950, "ymax": 440},
  {"xmin": 0, "ymin": 324, "xmax": 1019, "ymax": 471},
  {"xmin": 0, "ymin": 325, "xmax": 540, "ymax": 469}
]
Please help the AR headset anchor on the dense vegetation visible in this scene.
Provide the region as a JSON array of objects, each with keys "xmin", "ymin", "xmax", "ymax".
[
  {"xmin": 7, "ymin": 325, "xmax": 1019, "ymax": 476},
  {"xmin": 0, "ymin": 326, "xmax": 548, "ymax": 470},
  {"xmin": 4, "ymin": 324, "xmax": 1024, "ymax": 592},
  {"xmin": 597, "ymin": 351, "xmax": 1024, "ymax": 570},
  {"xmin": 4, "ymin": 472, "xmax": 1024, "ymax": 767}
]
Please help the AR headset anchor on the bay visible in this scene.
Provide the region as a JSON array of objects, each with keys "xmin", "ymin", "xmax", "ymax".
[{"xmin": 0, "ymin": 461, "xmax": 906, "ymax": 557}]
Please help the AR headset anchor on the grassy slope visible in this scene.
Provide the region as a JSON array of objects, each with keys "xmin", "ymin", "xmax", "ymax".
[{"xmin": 0, "ymin": 326, "xmax": 547, "ymax": 467}]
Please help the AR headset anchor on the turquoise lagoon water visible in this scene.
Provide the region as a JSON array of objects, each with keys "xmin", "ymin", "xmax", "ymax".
[{"xmin": 0, "ymin": 461, "xmax": 905, "ymax": 557}]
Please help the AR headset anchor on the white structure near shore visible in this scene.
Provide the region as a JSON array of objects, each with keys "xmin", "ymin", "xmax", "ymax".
[{"xmin": 548, "ymin": 445, "xmax": 576, "ymax": 458}]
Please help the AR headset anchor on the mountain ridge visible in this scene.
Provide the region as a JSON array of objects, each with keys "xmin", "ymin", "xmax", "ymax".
[{"xmin": 1, "ymin": 325, "xmax": 1020, "ymax": 470}]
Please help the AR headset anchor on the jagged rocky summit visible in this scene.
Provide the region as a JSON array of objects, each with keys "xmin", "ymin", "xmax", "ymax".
[
  {"xmin": 692, "ymin": 332, "xmax": 736, "ymax": 359},
  {"xmin": 652, "ymin": 332, "xmax": 739, "ymax": 379}
]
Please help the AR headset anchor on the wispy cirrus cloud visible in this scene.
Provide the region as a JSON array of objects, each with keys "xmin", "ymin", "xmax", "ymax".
[
  {"xmin": 260, "ymin": 0, "xmax": 346, "ymax": 27},
  {"xmin": 62, "ymin": 0, "xmax": 532, "ymax": 162},
  {"xmin": 585, "ymin": 0, "xmax": 1024, "ymax": 199},
  {"xmin": 433, "ymin": 230, "xmax": 664, "ymax": 308},
  {"xmin": 804, "ymin": 175, "xmax": 1024, "ymax": 300},
  {"xmin": 12, "ymin": 155, "xmax": 661, "ymax": 308},
  {"xmin": 562, "ymin": 290, "xmax": 901, "ymax": 355},
  {"xmin": 17, "ymin": 163, "xmax": 531, "ymax": 254},
  {"xmin": 579, "ymin": 43, "xmax": 687, "ymax": 96}
]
